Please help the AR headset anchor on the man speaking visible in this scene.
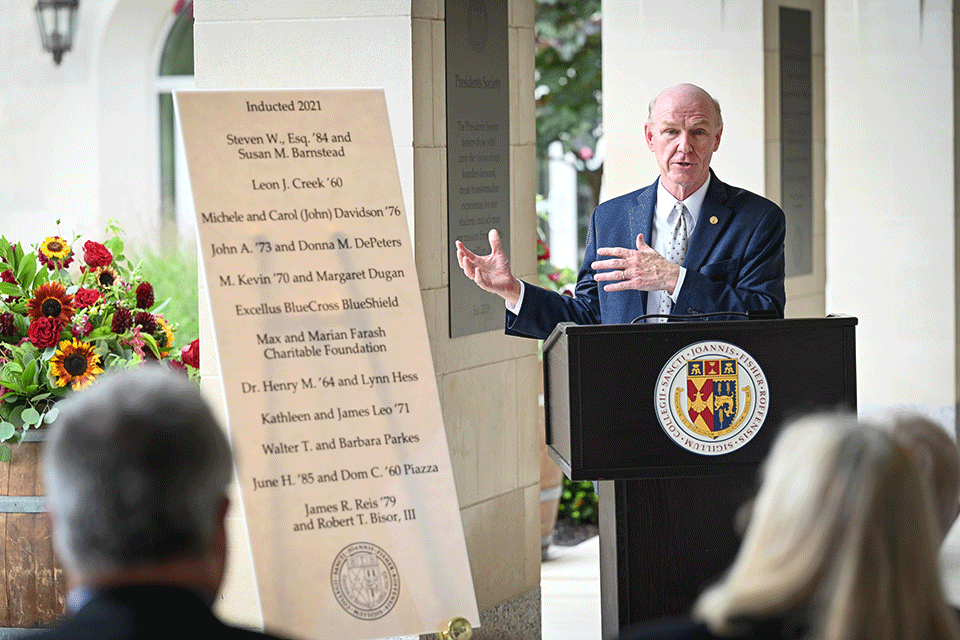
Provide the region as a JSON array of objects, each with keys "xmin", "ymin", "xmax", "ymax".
[{"xmin": 456, "ymin": 83, "xmax": 786, "ymax": 339}]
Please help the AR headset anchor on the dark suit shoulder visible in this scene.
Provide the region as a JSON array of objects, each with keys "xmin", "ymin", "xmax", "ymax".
[
  {"xmin": 708, "ymin": 176, "xmax": 783, "ymax": 217},
  {"xmin": 593, "ymin": 181, "xmax": 657, "ymax": 215},
  {"xmin": 37, "ymin": 585, "xmax": 290, "ymax": 640}
]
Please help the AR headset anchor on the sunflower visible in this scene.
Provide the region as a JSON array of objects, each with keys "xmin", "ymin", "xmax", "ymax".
[
  {"xmin": 93, "ymin": 265, "xmax": 118, "ymax": 288},
  {"xmin": 26, "ymin": 282, "xmax": 75, "ymax": 325},
  {"xmin": 37, "ymin": 236, "xmax": 74, "ymax": 270},
  {"xmin": 39, "ymin": 236, "xmax": 71, "ymax": 261},
  {"xmin": 49, "ymin": 338, "xmax": 103, "ymax": 390},
  {"xmin": 154, "ymin": 316, "xmax": 175, "ymax": 357}
]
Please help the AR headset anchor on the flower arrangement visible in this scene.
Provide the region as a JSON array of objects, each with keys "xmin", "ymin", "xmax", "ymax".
[{"xmin": 0, "ymin": 222, "xmax": 200, "ymax": 461}]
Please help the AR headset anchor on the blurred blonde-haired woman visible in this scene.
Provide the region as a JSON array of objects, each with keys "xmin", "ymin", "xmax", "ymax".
[{"xmin": 624, "ymin": 414, "xmax": 960, "ymax": 640}]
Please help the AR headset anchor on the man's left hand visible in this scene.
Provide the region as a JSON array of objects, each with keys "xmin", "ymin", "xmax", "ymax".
[{"xmin": 592, "ymin": 233, "xmax": 681, "ymax": 293}]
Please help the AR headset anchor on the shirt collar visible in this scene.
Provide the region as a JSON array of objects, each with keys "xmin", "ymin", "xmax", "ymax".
[{"xmin": 655, "ymin": 173, "xmax": 711, "ymax": 226}]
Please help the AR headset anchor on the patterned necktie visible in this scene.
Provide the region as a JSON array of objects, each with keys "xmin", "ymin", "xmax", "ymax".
[{"xmin": 656, "ymin": 202, "xmax": 690, "ymax": 318}]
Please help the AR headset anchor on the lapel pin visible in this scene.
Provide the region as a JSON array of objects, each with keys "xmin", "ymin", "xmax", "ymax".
[{"xmin": 709, "ymin": 216, "xmax": 718, "ymax": 225}]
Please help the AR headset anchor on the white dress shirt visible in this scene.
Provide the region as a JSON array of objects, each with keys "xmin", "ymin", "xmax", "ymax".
[{"xmin": 646, "ymin": 175, "xmax": 710, "ymax": 318}]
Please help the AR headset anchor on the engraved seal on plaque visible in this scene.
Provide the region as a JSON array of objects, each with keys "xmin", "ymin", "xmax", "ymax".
[
  {"xmin": 331, "ymin": 542, "xmax": 401, "ymax": 620},
  {"xmin": 468, "ymin": 0, "xmax": 489, "ymax": 52}
]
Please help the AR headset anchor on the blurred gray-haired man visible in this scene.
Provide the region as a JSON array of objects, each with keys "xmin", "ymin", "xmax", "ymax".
[{"xmin": 40, "ymin": 365, "xmax": 289, "ymax": 640}]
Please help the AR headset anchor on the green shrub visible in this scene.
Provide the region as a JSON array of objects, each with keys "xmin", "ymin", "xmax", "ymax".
[{"xmin": 558, "ymin": 477, "xmax": 598, "ymax": 524}]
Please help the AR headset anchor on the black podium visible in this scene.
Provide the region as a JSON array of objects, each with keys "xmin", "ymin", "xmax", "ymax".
[{"xmin": 542, "ymin": 316, "xmax": 857, "ymax": 638}]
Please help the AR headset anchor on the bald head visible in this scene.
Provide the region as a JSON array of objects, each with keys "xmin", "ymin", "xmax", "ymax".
[
  {"xmin": 644, "ymin": 83, "xmax": 724, "ymax": 200},
  {"xmin": 648, "ymin": 84, "xmax": 723, "ymax": 129}
]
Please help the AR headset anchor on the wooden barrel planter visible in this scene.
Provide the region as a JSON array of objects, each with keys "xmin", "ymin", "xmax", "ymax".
[{"xmin": 0, "ymin": 429, "xmax": 66, "ymax": 635}]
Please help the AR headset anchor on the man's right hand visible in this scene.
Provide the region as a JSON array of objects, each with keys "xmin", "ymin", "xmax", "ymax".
[{"xmin": 455, "ymin": 229, "xmax": 522, "ymax": 306}]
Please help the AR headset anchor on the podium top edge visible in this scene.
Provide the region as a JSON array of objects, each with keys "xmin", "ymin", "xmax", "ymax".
[{"xmin": 543, "ymin": 315, "xmax": 858, "ymax": 348}]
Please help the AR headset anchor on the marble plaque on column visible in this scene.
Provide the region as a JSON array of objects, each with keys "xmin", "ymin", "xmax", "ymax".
[
  {"xmin": 780, "ymin": 6, "xmax": 813, "ymax": 278},
  {"xmin": 175, "ymin": 89, "xmax": 479, "ymax": 640},
  {"xmin": 446, "ymin": 0, "xmax": 511, "ymax": 337}
]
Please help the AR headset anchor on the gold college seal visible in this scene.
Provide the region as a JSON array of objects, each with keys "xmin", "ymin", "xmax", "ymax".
[
  {"xmin": 655, "ymin": 341, "xmax": 769, "ymax": 455},
  {"xmin": 331, "ymin": 542, "xmax": 401, "ymax": 620}
]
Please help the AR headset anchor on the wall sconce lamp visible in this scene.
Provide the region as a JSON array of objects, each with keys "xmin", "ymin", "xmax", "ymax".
[{"xmin": 35, "ymin": 0, "xmax": 79, "ymax": 66}]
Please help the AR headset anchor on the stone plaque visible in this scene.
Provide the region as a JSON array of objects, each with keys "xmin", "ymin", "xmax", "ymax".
[
  {"xmin": 780, "ymin": 6, "xmax": 813, "ymax": 278},
  {"xmin": 175, "ymin": 89, "xmax": 478, "ymax": 640},
  {"xmin": 446, "ymin": 0, "xmax": 511, "ymax": 338}
]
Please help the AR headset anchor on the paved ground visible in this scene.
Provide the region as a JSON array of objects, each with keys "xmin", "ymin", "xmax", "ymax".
[{"xmin": 541, "ymin": 536, "xmax": 601, "ymax": 640}]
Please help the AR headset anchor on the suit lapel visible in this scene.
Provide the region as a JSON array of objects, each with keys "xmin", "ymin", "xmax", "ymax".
[
  {"xmin": 632, "ymin": 179, "xmax": 656, "ymax": 249},
  {"xmin": 683, "ymin": 173, "xmax": 732, "ymax": 270},
  {"xmin": 631, "ymin": 181, "xmax": 657, "ymax": 313}
]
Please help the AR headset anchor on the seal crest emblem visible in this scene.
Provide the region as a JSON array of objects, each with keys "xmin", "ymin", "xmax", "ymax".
[
  {"xmin": 331, "ymin": 542, "xmax": 401, "ymax": 620},
  {"xmin": 655, "ymin": 341, "xmax": 769, "ymax": 455}
]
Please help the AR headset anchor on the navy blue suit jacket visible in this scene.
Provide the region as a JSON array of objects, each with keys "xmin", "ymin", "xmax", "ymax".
[{"xmin": 506, "ymin": 171, "xmax": 786, "ymax": 340}]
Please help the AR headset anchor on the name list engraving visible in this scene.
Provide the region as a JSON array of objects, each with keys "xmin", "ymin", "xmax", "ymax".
[{"xmin": 175, "ymin": 89, "xmax": 477, "ymax": 639}]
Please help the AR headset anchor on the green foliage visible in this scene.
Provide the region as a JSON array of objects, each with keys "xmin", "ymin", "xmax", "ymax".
[
  {"xmin": 558, "ymin": 477, "xmax": 598, "ymax": 524},
  {"xmin": 128, "ymin": 244, "xmax": 199, "ymax": 351},
  {"xmin": 535, "ymin": 0, "xmax": 602, "ymax": 161}
]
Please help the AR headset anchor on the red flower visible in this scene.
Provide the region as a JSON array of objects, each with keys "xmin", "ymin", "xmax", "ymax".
[
  {"xmin": 135, "ymin": 282, "xmax": 155, "ymax": 309},
  {"xmin": 537, "ymin": 238, "xmax": 551, "ymax": 262},
  {"xmin": 71, "ymin": 321, "xmax": 93, "ymax": 338},
  {"xmin": 82, "ymin": 240, "xmax": 113, "ymax": 268},
  {"xmin": 578, "ymin": 146, "xmax": 594, "ymax": 161},
  {"xmin": 111, "ymin": 307, "xmax": 132, "ymax": 333},
  {"xmin": 0, "ymin": 312, "xmax": 15, "ymax": 336},
  {"xmin": 73, "ymin": 288, "xmax": 103, "ymax": 309},
  {"xmin": 0, "ymin": 270, "xmax": 17, "ymax": 303},
  {"xmin": 173, "ymin": 0, "xmax": 194, "ymax": 16},
  {"xmin": 134, "ymin": 311, "xmax": 156, "ymax": 334},
  {"xmin": 181, "ymin": 339, "xmax": 200, "ymax": 369},
  {"xmin": 168, "ymin": 359, "xmax": 188, "ymax": 375},
  {"xmin": 28, "ymin": 317, "xmax": 61, "ymax": 349},
  {"xmin": 38, "ymin": 252, "xmax": 73, "ymax": 271}
]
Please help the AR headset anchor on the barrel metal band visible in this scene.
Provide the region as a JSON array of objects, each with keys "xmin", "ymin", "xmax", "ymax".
[
  {"xmin": 0, "ymin": 496, "xmax": 46, "ymax": 513},
  {"xmin": 0, "ymin": 628, "xmax": 52, "ymax": 638},
  {"xmin": 21, "ymin": 429, "xmax": 47, "ymax": 442}
]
